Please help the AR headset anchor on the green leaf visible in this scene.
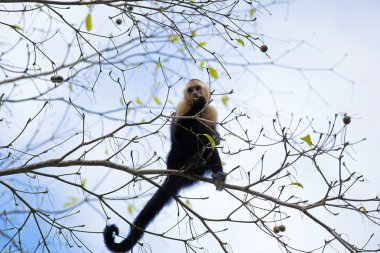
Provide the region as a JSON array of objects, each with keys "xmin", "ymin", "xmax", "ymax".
[
  {"xmin": 13, "ymin": 25, "xmax": 22, "ymax": 30},
  {"xmin": 128, "ymin": 204, "xmax": 133, "ymax": 214},
  {"xmin": 249, "ymin": 9, "xmax": 255, "ymax": 18},
  {"xmin": 119, "ymin": 97, "xmax": 125, "ymax": 105},
  {"xmin": 168, "ymin": 99, "xmax": 174, "ymax": 105},
  {"xmin": 196, "ymin": 42, "xmax": 206, "ymax": 49},
  {"xmin": 63, "ymin": 197, "xmax": 78, "ymax": 208},
  {"xmin": 68, "ymin": 82, "xmax": 73, "ymax": 91},
  {"xmin": 153, "ymin": 96, "xmax": 161, "ymax": 105},
  {"xmin": 221, "ymin": 161, "xmax": 226, "ymax": 166},
  {"xmin": 290, "ymin": 182, "xmax": 304, "ymax": 189},
  {"xmin": 81, "ymin": 179, "xmax": 86, "ymax": 188},
  {"xmin": 168, "ymin": 35, "xmax": 179, "ymax": 43},
  {"xmin": 208, "ymin": 66, "xmax": 218, "ymax": 79},
  {"xmin": 135, "ymin": 97, "xmax": 142, "ymax": 105},
  {"xmin": 190, "ymin": 30, "xmax": 196, "ymax": 37},
  {"xmin": 186, "ymin": 199, "xmax": 191, "ymax": 207},
  {"xmin": 199, "ymin": 60, "xmax": 205, "ymax": 69},
  {"xmin": 222, "ymin": 95, "xmax": 228, "ymax": 106},
  {"xmin": 301, "ymin": 134, "xmax": 313, "ymax": 147},
  {"xmin": 105, "ymin": 149, "xmax": 109, "ymax": 155},
  {"xmin": 201, "ymin": 133, "xmax": 216, "ymax": 149},
  {"xmin": 154, "ymin": 63, "xmax": 161, "ymax": 71},
  {"xmin": 85, "ymin": 14, "xmax": 92, "ymax": 31},
  {"xmin": 360, "ymin": 204, "xmax": 367, "ymax": 214},
  {"xmin": 236, "ymin": 38, "xmax": 245, "ymax": 47}
]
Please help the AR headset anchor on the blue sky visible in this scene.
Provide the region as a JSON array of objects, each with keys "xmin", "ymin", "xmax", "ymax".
[{"xmin": 1, "ymin": 0, "xmax": 380, "ymax": 252}]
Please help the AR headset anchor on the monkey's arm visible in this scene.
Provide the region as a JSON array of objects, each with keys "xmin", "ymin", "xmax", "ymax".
[{"xmin": 172, "ymin": 96, "xmax": 208, "ymax": 141}]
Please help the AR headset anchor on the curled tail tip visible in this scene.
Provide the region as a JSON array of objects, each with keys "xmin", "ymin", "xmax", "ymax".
[
  {"xmin": 103, "ymin": 224, "xmax": 134, "ymax": 253},
  {"xmin": 104, "ymin": 224, "xmax": 119, "ymax": 242}
]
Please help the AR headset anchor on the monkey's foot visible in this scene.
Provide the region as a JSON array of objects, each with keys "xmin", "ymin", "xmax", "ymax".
[{"xmin": 212, "ymin": 171, "xmax": 227, "ymax": 191}]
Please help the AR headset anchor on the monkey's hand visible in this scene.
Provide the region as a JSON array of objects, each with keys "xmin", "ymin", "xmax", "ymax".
[
  {"xmin": 192, "ymin": 153, "xmax": 206, "ymax": 167},
  {"xmin": 191, "ymin": 96, "xmax": 207, "ymax": 112},
  {"xmin": 212, "ymin": 171, "xmax": 227, "ymax": 191}
]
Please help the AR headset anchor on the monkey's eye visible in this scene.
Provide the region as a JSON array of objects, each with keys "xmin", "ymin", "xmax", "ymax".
[
  {"xmin": 195, "ymin": 86, "xmax": 201, "ymax": 91},
  {"xmin": 187, "ymin": 88, "xmax": 193, "ymax": 93}
]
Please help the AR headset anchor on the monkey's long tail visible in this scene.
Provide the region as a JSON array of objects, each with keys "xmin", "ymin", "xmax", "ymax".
[{"xmin": 103, "ymin": 176, "xmax": 185, "ymax": 253}]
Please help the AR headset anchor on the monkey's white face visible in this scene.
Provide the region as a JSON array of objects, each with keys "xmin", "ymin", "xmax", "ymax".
[{"xmin": 187, "ymin": 84, "xmax": 204, "ymax": 103}]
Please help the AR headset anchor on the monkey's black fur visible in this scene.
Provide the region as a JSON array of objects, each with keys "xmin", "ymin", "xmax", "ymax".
[{"xmin": 103, "ymin": 96, "xmax": 225, "ymax": 252}]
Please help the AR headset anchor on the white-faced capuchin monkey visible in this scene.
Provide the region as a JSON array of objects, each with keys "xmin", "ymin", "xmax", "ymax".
[{"xmin": 103, "ymin": 79, "xmax": 227, "ymax": 252}]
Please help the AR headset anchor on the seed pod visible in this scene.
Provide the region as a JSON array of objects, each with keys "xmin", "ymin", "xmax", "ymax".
[
  {"xmin": 50, "ymin": 75, "xmax": 64, "ymax": 83},
  {"xmin": 127, "ymin": 6, "xmax": 133, "ymax": 11},
  {"xmin": 273, "ymin": 226, "xmax": 280, "ymax": 234},
  {"xmin": 279, "ymin": 225, "xmax": 286, "ymax": 232},
  {"xmin": 343, "ymin": 114, "xmax": 351, "ymax": 125},
  {"xmin": 260, "ymin": 44, "xmax": 268, "ymax": 53},
  {"xmin": 116, "ymin": 18, "xmax": 122, "ymax": 25}
]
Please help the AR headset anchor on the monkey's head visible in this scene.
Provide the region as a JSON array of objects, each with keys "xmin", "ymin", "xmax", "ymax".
[{"xmin": 184, "ymin": 79, "xmax": 211, "ymax": 105}]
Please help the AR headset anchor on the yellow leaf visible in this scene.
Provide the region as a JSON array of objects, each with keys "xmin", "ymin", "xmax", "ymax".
[
  {"xmin": 85, "ymin": 14, "xmax": 92, "ymax": 31},
  {"xmin": 154, "ymin": 63, "xmax": 161, "ymax": 71},
  {"xmin": 119, "ymin": 97, "xmax": 125, "ymax": 105},
  {"xmin": 301, "ymin": 134, "xmax": 313, "ymax": 146},
  {"xmin": 290, "ymin": 182, "xmax": 304, "ymax": 189},
  {"xmin": 105, "ymin": 149, "xmax": 109, "ymax": 155},
  {"xmin": 208, "ymin": 66, "xmax": 218, "ymax": 79},
  {"xmin": 199, "ymin": 60, "xmax": 204, "ymax": 69},
  {"xmin": 13, "ymin": 25, "xmax": 22, "ymax": 30},
  {"xmin": 168, "ymin": 35, "xmax": 179, "ymax": 43},
  {"xmin": 63, "ymin": 197, "xmax": 78, "ymax": 208},
  {"xmin": 236, "ymin": 38, "xmax": 245, "ymax": 47},
  {"xmin": 135, "ymin": 97, "xmax": 142, "ymax": 105},
  {"xmin": 68, "ymin": 82, "xmax": 73, "ymax": 91},
  {"xmin": 222, "ymin": 95, "xmax": 228, "ymax": 105},
  {"xmin": 190, "ymin": 30, "xmax": 196, "ymax": 37},
  {"xmin": 186, "ymin": 199, "xmax": 191, "ymax": 207},
  {"xmin": 168, "ymin": 99, "xmax": 174, "ymax": 105},
  {"xmin": 81, "ymin": 179, "xmax": 86, "ymax": 188},
  {"xmin": 128, "ymin": 204, "xmax": 133, "ymax": 214},
  {"xmin": 249, "ymin": 9, "xmax": 255, "ymax": 18},
  {"xmin": 360, "ymin": 204, "xmax": 367, "ymax": 214},
  {"xmin": 153, "ymin": 96, "xmax": 161, "ymax": 105},
  {"xmin": 196, "ymin": 42, "xmax": 206, "ymax": 49},
  {"xmin": 201, "ymin": 133, "xmax": 216, "ymax": 149}
]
